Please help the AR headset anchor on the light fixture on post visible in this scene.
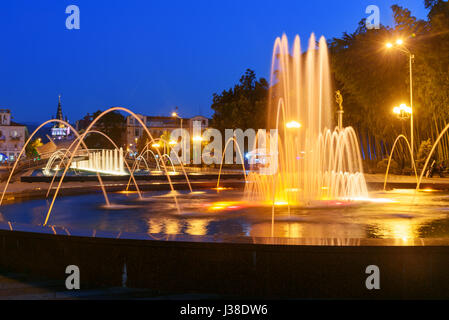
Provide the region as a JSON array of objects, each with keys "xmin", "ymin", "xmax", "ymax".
[{"xmin": 385, "ymin": 38, "xmax": 415, "ymax": 160}]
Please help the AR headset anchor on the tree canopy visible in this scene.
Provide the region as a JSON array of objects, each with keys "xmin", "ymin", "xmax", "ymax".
[
  {"xmin": 329, "ymin": 0, "xmax": 449, "ymax": 163},
  {"xmin": 83, "ymin": 110, "xmax": 126, "ymax": 149},
  {"xmin": 210, "ymin": 69, "xmax": 269, "ymax": 132}
]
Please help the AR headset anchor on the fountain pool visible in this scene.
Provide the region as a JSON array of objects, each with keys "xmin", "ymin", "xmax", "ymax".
[{"xmin": 2, "ymin": 188, "xmax": 449, "ymax": 244}]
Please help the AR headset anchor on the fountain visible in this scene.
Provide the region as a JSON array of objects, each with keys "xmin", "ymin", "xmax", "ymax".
[
  {"xmin": 1, "ymin": 33, "xmax": 449, "ymax": 245},
  {"xmin": 70, "ymin": 148, "xmax": 126, "ymax": 175},
  {"xmin": 244, "ymin": 34, "xmax": 368, "ymax": 207}
]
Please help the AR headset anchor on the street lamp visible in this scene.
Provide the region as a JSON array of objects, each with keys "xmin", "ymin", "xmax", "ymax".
[
  {"xmin": 393, "ymin": 103, "xmax": 412, "ymax": 119},
  {"xmin": 286, "ymin": 121, "xmax": 301, "ymax": 129},
  {"xmin": 386, "ymin": 38, "xmax": 415, "ymax": 158},
  {"xmin": 172, "ymin": 109, "xmax": 185, "ymax": 160},
  {"xmin": 171, "ymin": 111, "xmax": 183, "ymax": 132}
]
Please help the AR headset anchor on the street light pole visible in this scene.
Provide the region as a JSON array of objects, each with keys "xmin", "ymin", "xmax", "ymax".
[
  {"xmin": 386, "ymin": 40, "xmax": 415, "ymax": 162},
  {"xmin": 172, "ymin": 110, "xmax": 185, "ymax": 162}
]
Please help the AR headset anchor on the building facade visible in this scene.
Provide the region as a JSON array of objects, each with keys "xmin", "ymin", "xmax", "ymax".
[
  {"xmin": 0, "ymin": 109, "xmax": 27, "ymax": 162},
  {"xmin": 125, "ymin": 114, "xmax": 209, "ymax": 152}
]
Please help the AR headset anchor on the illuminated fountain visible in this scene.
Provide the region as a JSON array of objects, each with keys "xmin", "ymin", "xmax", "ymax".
[
  {"xmin": 70, "ymin": 148, "xmax": 126, "ymax": 175},
  {"xmin": 244, "ymin": 34, "xmax": 368, "ymax": 207},
  {"xmin": 3, "ymin": 35, "xmax": 449, "ymax": 245}
]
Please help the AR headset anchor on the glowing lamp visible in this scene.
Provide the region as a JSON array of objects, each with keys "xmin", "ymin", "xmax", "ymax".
[
  {"xmin": 286, "ymin": 121, "xmax": 301, "ymax": 129},
  {"xmin": 393, "ymin": 104, "xmax": 412, "ymax": 116}
]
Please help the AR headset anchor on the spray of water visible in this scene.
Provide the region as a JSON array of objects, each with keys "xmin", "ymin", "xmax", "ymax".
[{"xmin": 244, "ymin": 34, "xmax": 368, "ymax": 207}]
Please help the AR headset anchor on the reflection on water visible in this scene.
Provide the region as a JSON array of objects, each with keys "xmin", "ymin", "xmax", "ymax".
[
  {"xmin": 186, "ymin": 219, "xmax": 211, "ymax": 236},
  {"xmin": 1, "ymin": 188, "xmax": 449, "ymax": 241}
]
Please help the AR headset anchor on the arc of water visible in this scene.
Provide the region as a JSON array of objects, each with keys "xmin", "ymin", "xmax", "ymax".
[
  {"xmin": 126, "ymin": 146, "xmax": 159, "ymax": 192},
  {"xmin": 0, "ymin": 120, "xmax": 109, "ymax": 207},
  {"xmin": 162, "ymin": 154, "xmax": 176, "ymax": 173},
  {"xmin": 416, "ymin": 123, "xmax": 449, "ymax": 190},
  {"xmin": 43, "ymin": 107, "xmax": 181, "ymax": 226},
  {"xmin": 126, "ymin": 138, "xmax": 192, "ymax": 193},
  {"xmin": 216, "ymin": 136, "xmax": 248, "ymax": 190},
  {"xmin": 142, "ymin": 149, "xmax": 161, "ymax": 170},
  {"xmin": 43, "ymin": 150, "xmax": 67, "ymax": 174},
  {"xmin": 384, "ymin": 134, "xmax": 418, "ymax": 191},
  {"xmin": 45, "ymin": 130, "xmax": 142, "ymax": 199},
  {"xmin": 138, "ymin": 153, "xmax": 152, "ymax": 171},
  {"xmin": 154, "ymin": 137, "xmax": 192, "ymax": 192}
]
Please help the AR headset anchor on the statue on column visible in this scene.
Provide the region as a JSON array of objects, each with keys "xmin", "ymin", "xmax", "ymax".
[{"xmin": 335, "ymin": 90, "xmax": 344, "ymax": 129}]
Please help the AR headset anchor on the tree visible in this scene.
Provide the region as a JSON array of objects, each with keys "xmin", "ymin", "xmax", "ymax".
[
  {"xmin": 210, "ymin": 69, "xmax": 269, "ymax": 132},
  {"xmin": 83, "ymin": 110, "xmax": 126, "ymax": 149},
  {"xmin": 25, "ymin": 138, "xmax": 43, "ymax": 158},
  {"xmin": 329, "ymin": 2, "xmax": 449, "ymax": 164}
]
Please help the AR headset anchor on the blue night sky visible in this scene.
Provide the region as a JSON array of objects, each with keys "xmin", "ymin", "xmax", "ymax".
[{"xmin": 0, "ymin": 0, "xmax": 428, "ymax": 124}]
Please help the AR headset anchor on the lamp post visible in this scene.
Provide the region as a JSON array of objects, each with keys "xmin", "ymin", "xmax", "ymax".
[
  {"xmin": 386, "ymin": 39, "xmax": 415, "ymax": 158},
  {"xmin": 393, "ymin": 104, "xmax": 412, "ymax": 134},
  {"xmin": 172, "ymin": 109, "xmax": 185, "ymax": 162}
]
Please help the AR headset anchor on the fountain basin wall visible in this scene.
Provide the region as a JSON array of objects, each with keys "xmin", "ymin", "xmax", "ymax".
[{"xmin": 1, "ymin": 229, "xmax": 449, "ymax": 299}]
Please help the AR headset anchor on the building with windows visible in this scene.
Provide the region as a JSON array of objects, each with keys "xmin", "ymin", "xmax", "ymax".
[
  {"xmin": 0, "ymin": 109, "xmax": 27, "ymax": 162},
  {"xmin": 125, "ymin": 114, "xmax": 209, "ymax": 152}
]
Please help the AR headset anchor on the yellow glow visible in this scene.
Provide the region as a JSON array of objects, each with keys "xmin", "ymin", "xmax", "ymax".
[
  {"xmin": 393, "ymin": 103, "xmax": 412, "ymax": 115},
  {"xmin": 186, "ymin": 219, "xmax": 210, "ymax": 236},
  {"xmin": 165, "ymin": 219, "xmax": 180, "ymax": 235},
  {"xmin": 171, "ymin": 112, "xmax": 178, "ymax": 117},
  {"xmin": 116, "ymin": 190, "xmax": 139, "ymax": 194},
  {"xmin": 274, "ymin": 201, "xmax": 288, "ymax": 206},
  {"xmin": 421, "ymin": 188, "xmax": 437, "ymax": 192},
  {"xmin": 396, "ymin": 39, "xmax": 403, "ymax": 45},
  {"xmin": 213, "ymin": 187, "xmax": 231, "ymax": 191},
  {"xmin": 286, "ymin": 121, "xmax": 301, "ymax": 129},
  {"xmin": 207, "ymin": 201, "xmax": 242, "ymax": 211},
  {"xmin": 152, "ymin": 143, "xmax": 160, "ymax": 148},
  {"xmin": 386, "ymin": 42, "xmax": 393, "ymax": 48},
  {"xmin": 169, "ymin": 140, "xmax": 177, "ymax": 145},
  {"xmin": 190, "ymin": 191, "xmax": 206, "ymax": 195},
  {"xmin": 193, "ymin": 136, "xmax": 203, "ymax": 141}
]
